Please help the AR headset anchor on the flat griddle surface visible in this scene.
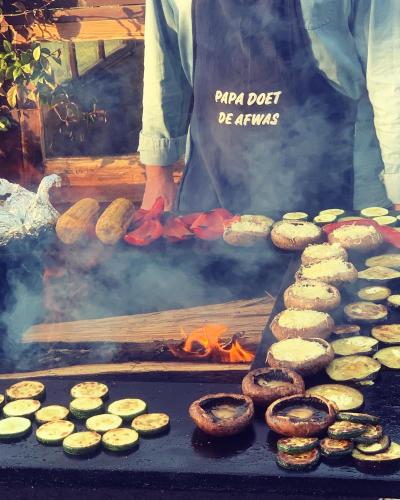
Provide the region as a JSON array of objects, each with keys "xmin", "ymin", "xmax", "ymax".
[{"xmin": 0, "ymin": 377, "xmax": 399, "ymax": 497}]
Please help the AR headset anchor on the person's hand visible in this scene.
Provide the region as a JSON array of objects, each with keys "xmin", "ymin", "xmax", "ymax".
[{"xmin": 141, "ymin": 165, "xmax": 177, "ymax": 211}]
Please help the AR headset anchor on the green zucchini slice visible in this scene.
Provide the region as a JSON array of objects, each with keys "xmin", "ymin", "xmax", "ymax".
[
  {"xmin": 352, "ymin": 442, "xmax": 400, "ymax": 463},
  {"xmin": 107, "ymin": 399, "xmax": 147, "ymax": 421},
  {"xmin": 282, "ymin": 212, "xmax": 308, "ymax": 221},
  {"xmin": 5, "ymin": 381, "xmax": 45, "ymax": 401},
  {"xmin": 69, "ymin": 397, "xmax": 103, "ymax": 419},
  {"xmin": 70, "ymin": 382, "xmax": 109, "ymax": 400},
  {"xmin": 320, "ymin": 438, "xmax": 354, "ymax": 457},
  {"xmin": 328, "ymin": 421, "xmax": 366, "ymax": 439},
  {"xmin": 35, "ymin": 405, "xmax": 69, "ymax": 424},
  {"xmin": 373, "ymin": 346, "xmax": 400, "ymax": 369},
  {"xmin": 102, "ymin": 428, "xmax": 139, "ymax": 452},
  {"xmin": 276, "ymin": 448, "xmax": 320, "ymax": 471},
  {"xmin": 357, "ymin": 286, "xmax": 391, "ymax": 302},
  {"xmin": 371, "ymin": 324, "xmax": 400, "ymax": 344},
  {"xmin": 356, "ymin": 435, "xmax": 391, "ymax": 455},
  {"xmin": 326, "ymin": 356, "xmax": 381, "ymax": 382},
  {"xmin": 330, "ymin": 336, "xmax": 379, "ymax": 357},
  {"xmin": 344, "ymin": 302, "xmax": 388, "ymax": 324},
  {"xmin": 332, "ymin": 325, "xmax": 361, "ymax": 338},
  {"xmin": 360, "ymin": 207, "xmax": 389, "ymax": 218},
  {"xmin": 0, "ymin": 394, "xmax": 4, "ymax": 408},
  {"xmin": 358, "ymin": 267, "xmax": 400, "ymax": 282},
  {"xmin": 366, "ymin": 254, "xmax": 400, "ymax": 270},
  {"xmin": 337, "ymin": 412, "xmax": 380, "ymax": 425},
  {"xmin": 387, "ymin": 294, "xmax": 400, "ymax": 309},
  {"xmin": 3, "ymin": 399, "xmax": 41, "ymax": 418},
  {"xmin": 63, "ymin": 431, "xmax": 101, "ymax": 455},
  {"xmin": 0, "ymin": 417, "xmax": 31, "ymax": 440},
  {"xmin": 277, "ymin": 437, "xmax": 319, "ymax": 454},
  {"xmin": 320, "ymin": 209, "xmax": 346, "ymax": 217},
  {"xmin": 313, "ymin": 214, "xmax": 337, "ymax": 226},
  {"xmin": 354, "ymin": 424, "xmax": 383, "ymax": 444},
  {"xmin": 305, "ymin": 384, "xmax": 363, "ymax": 411},
  {"xmin": 131, "ymin": 413, "xmax": 170, "ymax": 435},
  {"xmin": 373, "ymin": 216, "xmax": 397, "ymax": 227},
  {"xmin": 36, "ymin": 420, "xmax": 75, "ymax": 445},
  {"xmin": 86, "ymin": 414, "xmax": 123, "ymax": 434}
]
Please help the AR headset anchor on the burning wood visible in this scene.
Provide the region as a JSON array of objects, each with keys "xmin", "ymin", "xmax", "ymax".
[{"xmin": 169, "ymin": 324, "xmax": 255, "ymax": 363}]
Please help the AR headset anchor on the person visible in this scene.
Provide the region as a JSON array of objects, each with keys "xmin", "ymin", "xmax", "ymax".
[{"xmin": 139, "ymin": 0, "xmax": 400, "ymax": 215}]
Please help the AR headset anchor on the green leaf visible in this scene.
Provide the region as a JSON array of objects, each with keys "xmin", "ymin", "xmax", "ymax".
[
  {"xmin": 5, "ymin": 66, "xmax": 14, "ymax": 79},
  {"xmin": 41, "ymin": 48, "xmax": 51, "ymax": 56},
  {"xmin": 6, "ymin": 85, "xmax": 18, "ymax": 108},
  {"xmin": 53, "ymin": 57, "xmax": 62, "ymax": 66},
  {"xmin": 13, "ymin": 67, "xmax": 22, "ymax": 80},
  {"xmin": 21, "ymin": 63, "xmax": 33, "ymax": 75},
  {"xmin": 33, "ymin": 46, "xmax": 41, "ymax": 61},
  {"xmin": 3, "ymin": 40, "xmax": 12, "ymax": 53},
  {"xmin": 20, "ymin": 52, "xmax": 30, "ymax": 65}
]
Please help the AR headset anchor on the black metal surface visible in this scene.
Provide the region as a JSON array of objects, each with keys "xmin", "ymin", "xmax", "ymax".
[{"xmin": 0, "ymin": 376, "xmax": 399, "ymax": 497}]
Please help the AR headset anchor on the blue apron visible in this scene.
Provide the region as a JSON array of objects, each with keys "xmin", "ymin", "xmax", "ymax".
[{"xmin": 176, "ymin": 0, "xmax": 356, "ymax": 217}]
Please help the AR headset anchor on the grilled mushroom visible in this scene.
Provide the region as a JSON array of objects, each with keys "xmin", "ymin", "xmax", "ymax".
[
  {"xmin": 271, "ymin": 221, "xmax": 322, "ymax": 251},
  {"xmin": 266, "ymin": 395, "xmax": 336, "ymax": 437},
  {"xmin": 241, "ymin": 368, "xmax": 304, "ymax": 406},
  {"xmin": 283, "ymin": 280, "xmax": 341, "ymax": 312},
  {"xmin": 270, "ymin": 309, "xmax": 334, "ymax": 341},
  {"xmin": 189, "ymin": 393, "xmax": 254, "ymax": 437},
  {"xmin": 328, "ymin": 224, "xmax": 383, "ymax": 252}
]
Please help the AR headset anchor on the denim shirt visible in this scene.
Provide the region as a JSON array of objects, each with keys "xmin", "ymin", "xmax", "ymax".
[{"xmin": 139, "ymin": 0, "xmax": 400, "ymax": 206}]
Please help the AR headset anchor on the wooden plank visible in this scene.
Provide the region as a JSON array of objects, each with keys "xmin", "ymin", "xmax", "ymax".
[
  {"xmin": 18, "ymin": 108, "xmax": 44, "ymax": 187},
  {"xmin": 22, "ymin": 297, "xmax": 273, "ymax": 348},
  {"xmin": 52, "ymin": 1, "xmax": 145, "ymax": 7},
  {"xmin": 0, "ymin": 361, "xmax": 250, "ymax": 383},
  {"xmin": 50, "ymin": 5, "xmax": 145, "ymax": 22},
  {"xmin": 67, "ymin": 42, "xmax": 79, "ymax": 78}
]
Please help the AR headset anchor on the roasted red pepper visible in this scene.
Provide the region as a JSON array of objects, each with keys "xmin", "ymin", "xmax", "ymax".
[
  {"xmin": 190, "ymin": 208, "xmax": 234, "ymax": 240},
  {"xmin": 131, "ymin": 197, "xmax": 165, "ymax": 226},
  {"xmin": 124, "ymin": 219, "xmax": 164, "ymax": 246},
  {"xmin": 163, "ymin": 217, "xmax": 194, "ymax": 242}
]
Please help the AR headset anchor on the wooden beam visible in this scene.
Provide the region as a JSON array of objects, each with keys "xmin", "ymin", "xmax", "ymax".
[{"xmin": 0, "ymin": 361, "xmax": 250, "ymax": 383}]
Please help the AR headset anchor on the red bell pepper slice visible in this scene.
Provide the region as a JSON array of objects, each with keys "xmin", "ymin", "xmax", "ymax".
[
  {"xmin": 131, "ymin": 197, "xmax": 165, "ymax": 226},
  {"xmin": 190, "ymin": 208, "xmax": 234, "ymax": 240},
  {"xmin": 179, "ymin": 212, "xmax": 203, "ymax": 227},
  {"xmin": 163, "ymin": 217, "xmax": 194, "ymax": 242},
  {"xmin": 124, "ymin": 219, "xmax": 164, "ymax": 246}
]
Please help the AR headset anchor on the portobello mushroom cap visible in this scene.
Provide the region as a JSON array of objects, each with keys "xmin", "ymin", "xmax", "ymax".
[
  {"xmin": 296, "ymin": 259, "xmax": 358, "ymax": 287},
  {"xmin": 266, "ymin": 395, "xmax": 336, "ymax": 437},
  {"xmin": 284, "ymin": 280, "xmax": 341, "ymax": 312},
  {"xmin": 270, "ymin": 309, "xmax": 334, "ymax": 341},
  {"xmin": 223, "ymin": 215, "xmax": 274, "ymax": 247},
  {"xmin": 271, "ymin": 221, "xmax": 323, "ymax": 251},
  {"xmin": 267, "ymin": 338, "xmax": 334, "ymax": 376},
  {"xmin": 301, "ymin": 243, "xmax": 348, "ymax": 265},
  {"xmin": 328, "ymin": 224, "xmax": 383, "ymax": 252},
  {"xmin": 241, "ymin": 368, "xmax": 305, "ymax": 406},
  {"xmin": 189, "ymin": 393, "xmax": 254, "ymax": 437}
]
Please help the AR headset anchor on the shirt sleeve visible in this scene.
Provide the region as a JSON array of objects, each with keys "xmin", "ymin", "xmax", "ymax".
[
  {"xmin": 363, "ymin": 0, "xmax": 400, "ymax": 204},
  {"xmin": 138, "ymin": 0, "xmax": 193, "ymax": 166}
]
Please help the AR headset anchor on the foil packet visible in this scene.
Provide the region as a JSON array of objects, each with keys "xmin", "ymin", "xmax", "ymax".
[{"xmin": 0, "ymin": 175, "xmax": 61, "ymax": 246}]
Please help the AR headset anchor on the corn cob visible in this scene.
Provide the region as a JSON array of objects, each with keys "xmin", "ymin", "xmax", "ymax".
[
  {"xmin": 95, "ymin": 198, "xmax": 135, "ymax": 245},
  {"xmin": 56, "ymin": 198, "xmax": 100, "ymax": 245}
]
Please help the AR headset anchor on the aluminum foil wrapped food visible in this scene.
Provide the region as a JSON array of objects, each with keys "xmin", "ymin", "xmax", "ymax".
[{"xmin": 0, "ymin": 175, "xmax": 61, "ymax": 246}]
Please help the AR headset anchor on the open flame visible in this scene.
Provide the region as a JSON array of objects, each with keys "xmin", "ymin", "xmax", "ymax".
[{"xmin": 170, "ymin": 323, "xmax": 255, "ymax": 363}]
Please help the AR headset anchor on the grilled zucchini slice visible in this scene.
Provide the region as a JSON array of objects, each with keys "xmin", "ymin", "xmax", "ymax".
[
  {"xmin": 102, "ymin": 428, "xmax": 139, "ymax": 452},
  {"xmin": 70, "ymin": 382, "xmax": 108, "ymax": 400},
  {"xmin": 313, "ymin": 214, "xmax": 337, "ymax": 226},
  {"xmin": 387, "ymin": 294, "xmax": 400, "ymax": 309},
  {"xmin": 330, "ymin": 336, "xmax": 379, "ymax": 357},
  {"xmin": 277, "ymin": 437, "xmax": 319, "ymax": 454},
  {"xmin": 131, "ymin": 413, "xmax": 170, "ymax": 435},
  {"xmin": 344, "ymin": 302, "xmax": 388, "ymax": 324},
  {"xmin": 5, "ymin": 381, "xmax": 45, "ymax": 401},
  {"xmin": 354, "ymin": 424, "xmax": 383, "ymax": 444},
  {"xmin": 352, "ymin": 442, "xmax": 400, "ymax": 464},
  {"xmin": 320, "ymin": 438, "xmax": 353, "ymax": 457},
  {"xmin": 357, "ymin": 286, "xmax": 391, "ymax": 302},
  {"xmin": 328, "ymin": 421, "xmax": 366, "ymax": 439},
  {"xmin": 373, "ymin": 216, "xmax": 397, "ymax": 226},
  {"xmin": 371, "ymin": 324, "xmax": 400, "ymax": 344},
  {"xmin": 360, "ymin": 207, "xmax": 389, "ymax": 217},
  {"xmin": 332, "ymin": 325, "xmax": 361, "ymax": 338},
  {"xmin": 35, "ymin": 405, "xmax": 69, "ymax": 424},
  {"xmin": 276, "ymin": 448, "xmax": 320, "ymax": 471},
  {"xmin": 36, "ymin": 420, "xmax": 75, "ymax": 445},
  {"xmin": 0, "ymin": 394, "xmax": 4, "ymax": 408},
  {"xmin": 358, "ymin": 267, "xmax": 400, "ymax": 282},
  {"xmin": 305, "ymin": 384, "xmax": 363, "ymax": 411},
  {"xmin": 319, "ymin": 209, "xmax": 346, "ymax": 217},
  {"xmin": 337, "ymin": 412, "xmax": 379, "ymax": 425},
  {"xmin": 107, "ymin": 399, "xmax": 147, "ymax": 421},
  {"xmin": 69, "ymin": 397, "xmax": 103, "ymax": 419},
  {"xmin": 373, "ymin": 346, "xmax": 400, "ymax": 369},
  {"xmin": 0, "ymin": 417, "xmax": 31, "ymax": 440},
  {"xmin": 86, "ymin": 414, "xmax": 122, "ymax": 434},
  {"xmin": 356, "ymin": 435, "xmax": 391, "ymax": 455},
  {"xmin": 326, "ymin": 356, "xmax": 381, "ymax": 382},
  {"xmin": 282, "ymin": 212, "xmax": 308, "ymax": 221},
  {"xmin": 366, "ymin": 254, "xmax": 400, "ymax": 270},
  {"xmin": 3, "ymin": 399, "xmax": 41, "ymax": 418},
  {"xmin": 63, "ymin": 431, "xmax": 101, "ymax": 455}
]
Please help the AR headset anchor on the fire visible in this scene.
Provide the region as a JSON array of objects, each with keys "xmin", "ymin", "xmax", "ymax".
[{"xmin": 170, "ymin": 323, "xmax": 255, "ymax": 363}]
